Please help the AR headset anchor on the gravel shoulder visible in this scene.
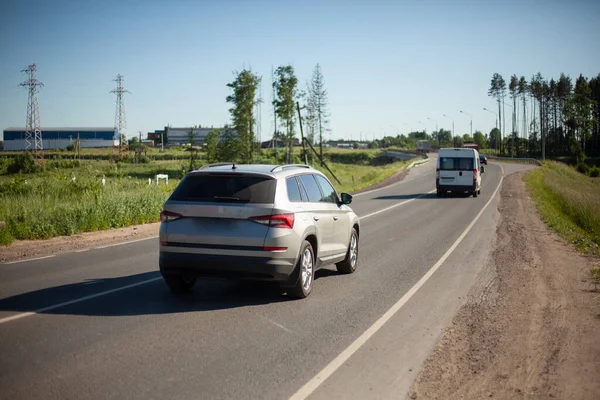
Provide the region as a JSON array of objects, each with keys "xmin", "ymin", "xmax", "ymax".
[{"xmin": 410, "ymin": 171, "xmax": 600, "ymax": 399}]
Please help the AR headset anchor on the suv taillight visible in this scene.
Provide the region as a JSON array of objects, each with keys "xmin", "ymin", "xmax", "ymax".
[
  {"xmin": 249, "ymin": 213, "xmax": 295, "ymax": 229},
  {"xmin": 160, "ymin": 210, "xmax": 182, "ymax": 223}
]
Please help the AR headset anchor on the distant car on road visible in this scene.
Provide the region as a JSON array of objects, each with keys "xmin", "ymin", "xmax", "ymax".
[
  {"xmin": 159, "ymin": 163, "xmax": 361, "ymax": 299},
  {"xmin": 479, "ymin": 154, "xmax": 488, "ymax": 165},
  {"xmin": 436, "ymin": 148, "xmax": 483, "ymax": 197}
]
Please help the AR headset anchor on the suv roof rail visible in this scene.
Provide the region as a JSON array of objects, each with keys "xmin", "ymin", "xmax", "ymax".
[
  {"xmin": 198, "ymin": 162, "xmax": 237, "ymax": 170},
  {"xmin": 270, "ymin": 164, "xmax": 312, "ymax": 173}
]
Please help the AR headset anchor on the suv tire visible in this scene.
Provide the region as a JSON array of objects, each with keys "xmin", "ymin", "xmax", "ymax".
[
  {"xmin": 164, "ymin": 275, "xmax": 197, "ymax": 293},
  {"xmin": 289, "ymin": 241, "xmax": 314, "ymax": 299},
  {"xmin": 336, "ymin": 228, "xmax": 359, "ymax": 274}
]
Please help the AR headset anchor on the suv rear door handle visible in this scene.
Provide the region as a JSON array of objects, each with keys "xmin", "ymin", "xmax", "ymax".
[
  {"xmin": 313, "ymin": 216, "xmax": 320, "ymax": 221},
  {"xmin": 333, "ymin": 216, "xmax": 339, "ymax": 221}
]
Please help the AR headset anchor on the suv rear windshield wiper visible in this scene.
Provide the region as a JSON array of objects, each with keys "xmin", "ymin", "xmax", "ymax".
[{"xmin": 213, "ymin": 196, "xmax": 250, "ymax": 203}]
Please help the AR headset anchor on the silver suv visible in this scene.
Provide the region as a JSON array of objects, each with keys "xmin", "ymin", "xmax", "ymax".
[{"xmin": 159, "ymin": 163, "xmax": 361, "ymax": 298}]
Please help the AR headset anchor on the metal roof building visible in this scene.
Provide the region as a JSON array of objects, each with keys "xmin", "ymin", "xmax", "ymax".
[
  {"xmin": 2, "ymin": 127, "xmax": 117, "ymax": 151},
  {"xmin": 164, "ymin": 127, "xmax": 235, "ymax": 146}
]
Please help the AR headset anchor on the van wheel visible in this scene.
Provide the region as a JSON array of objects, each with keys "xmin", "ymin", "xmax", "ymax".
[
  {"xmin": 336, "ymin": 228, "xmax": 359, "ymax": 274},
  {"xmin": 473, "ymin": 190, "xmax": 478, "ymax": 198},
  {"xmin": 164, "ymin": 275, "xmax": 197, "ymax": 293},
  {"xmin": 478, "ymin": 189, "xmax": 481, "ymax": 195},
  {"xmin": 436, "ymin": 190, "xmax": 442, "ymax": 197},
  {"xmin": 289, "ymin": 241, "xmax": 314, "ymax": 299}
]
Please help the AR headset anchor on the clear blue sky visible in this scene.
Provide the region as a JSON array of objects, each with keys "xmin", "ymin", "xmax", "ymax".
[{"xmin": 1, "ymin": 0, "xmax": 599, "ymax": 142}]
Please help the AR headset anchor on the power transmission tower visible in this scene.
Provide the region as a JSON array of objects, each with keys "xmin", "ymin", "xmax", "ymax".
[
  {"xmin": 111, "ymin": 74, "xmax": 130, "ymax": 158},
  {"xmin": 20, "ymin": 64, "xmax": 44, "ymax": 165}
]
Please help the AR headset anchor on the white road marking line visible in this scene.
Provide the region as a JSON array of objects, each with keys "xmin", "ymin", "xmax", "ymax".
[
  {"xmin": 94, "ymin": 236, "xmax": 158, "ymax": 249},
  {"xmin": 74, "ymin": 249, "xmax": 90, "ymax": 253},
  {"xmin": 4, "ymin": 255, "xmax": 55, "ymax": 265},
  {"xmin": 260, "ymin": 315, "xmax": 294, "ymax": 334},
  {"xmin": 289, "ymin": 169, "xmax": 505, "ymax": 400},
  {"xmin": 0, "ymin": 277, "xmax": 162, "ymax": 325},
  {"xmin": 352, "ymin": 171, "xmax": 433, "ymax": 198},
  {"xmin": 359, "ymin": 189, "xmax": 437, "ymax": 220}
]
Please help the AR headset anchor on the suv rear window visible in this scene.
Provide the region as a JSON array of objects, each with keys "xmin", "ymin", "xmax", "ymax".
[
  {"xmin": 169, "ymin": 174, "xmax": 276, "ymax": 203},
  {"xmin": 439, "ymin": 157, "xmax": 474, "ymax": 171}
]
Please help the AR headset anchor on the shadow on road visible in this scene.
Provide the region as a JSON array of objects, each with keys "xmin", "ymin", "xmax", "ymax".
[
  {"xmin": 0, "ymin": 268, "xmax": 341, "ymax": 317},
  {"xmin": 373, "ymin": 192, "xmax": 471, "ymax": 200},
  {"xmin": 373, "ymin": 193, "xmax": 436, "ymax": 200}
]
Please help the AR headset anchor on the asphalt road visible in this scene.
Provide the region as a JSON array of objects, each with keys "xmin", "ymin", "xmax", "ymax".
[{"xmin": 0, "ymin": 157, "xmax": 534, "ymax": 400}]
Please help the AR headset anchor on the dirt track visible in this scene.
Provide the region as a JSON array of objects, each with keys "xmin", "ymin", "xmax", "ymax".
[{"xmin": 410, "ymin": 172, "xmax": 600, "ymax": 399}]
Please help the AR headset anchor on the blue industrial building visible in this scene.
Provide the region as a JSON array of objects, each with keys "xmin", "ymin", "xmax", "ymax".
[{"xmin": 2, "ymin": 127, "xmax": 117, "ymax": 151}]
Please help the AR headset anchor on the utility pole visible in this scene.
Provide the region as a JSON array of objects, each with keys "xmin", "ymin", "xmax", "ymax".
[
  {"xmin": 256, "ymin": 79, "xmax": 263, "ymax": 150},
  {"xmin": 427, "ymin": 117, "xmax": 438, "ymax": 146},
  {"xmin": 271, "ymin": 66, "xmax": 276, "ymax": 152},
  {"xmin": 483, "ymin": 108, "xmax": 498, "ymax": 129},
  {"xmin": 483, "ymin": 107, "xmax": 500, "ymax": 151},
  {"xmin": 460, "ymin": 110, "xmax": 473, "ymax": 137},
  {"xmin": 111, "ymin": 74, "xmax": 130, "ymax": 158},
  {"xmin": 443, "ymin": 114, "xmax": 455, "ymax": 147},
  {"xmin": 296, "ymin": 102, "xmax": 308, "ymax": 165},
  {"xmin": 76, "ymin": 132, "xmax": 81, "ymax": 161},
  {"xmin": 20, "ymin": 64, "xmax": 44, "ymax": 166},
  {"xmin": 503, "ymin": 102, "xmax": 514, "ymax": 157}
]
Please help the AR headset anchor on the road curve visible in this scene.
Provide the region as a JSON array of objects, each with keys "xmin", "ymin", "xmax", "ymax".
[{"xmin": 0, "ymin": 157, "xmax": 534, "ymax": 400}]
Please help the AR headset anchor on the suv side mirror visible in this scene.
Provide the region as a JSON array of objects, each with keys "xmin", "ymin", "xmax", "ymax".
[
  {"xmin": 340, "ymin": 193, "xmax": 353, "ymax": 205},
  {"xmin": 480, "ymin": 166, "xmax": 485, "ymax": 173}
]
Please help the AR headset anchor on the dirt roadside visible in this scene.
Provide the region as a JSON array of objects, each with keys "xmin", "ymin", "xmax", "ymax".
[
  {"xmin": 0, "ymin": 223, "xmax": 160, "ymax": 263},
  {"xmin": 410, "ymin": 172, "xmax": 600, "ymax": 399},
  {"xmin": 0, "ymin": 165, "xmax": 414, "ymax": 263}
]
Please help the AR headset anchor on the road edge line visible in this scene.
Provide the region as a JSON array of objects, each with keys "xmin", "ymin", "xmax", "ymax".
[
  {"xmin": 289, "ymin": 166, "xmax": 505, "ymax": 400},
  {"xmin": 0, "ymin": 277, "xmax": 163, "ymax": 325}
]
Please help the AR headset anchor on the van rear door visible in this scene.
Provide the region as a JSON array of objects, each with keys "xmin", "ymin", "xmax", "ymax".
[
  {"xmin": 439, "ymin": 155, "xmax": 475, "ymax": 188},
  {"xmin": 454, "ymin": 156, "xmax": 475, "ymax": 187}
]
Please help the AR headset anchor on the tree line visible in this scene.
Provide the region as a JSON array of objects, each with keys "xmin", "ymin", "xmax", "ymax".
[
  {"xmin": 202, "ymin": 64, "xmax": 330, "ymax": 165},
  {"xmin": 488, "ymin": 72, "xmax": 599, "ymax": 161}
]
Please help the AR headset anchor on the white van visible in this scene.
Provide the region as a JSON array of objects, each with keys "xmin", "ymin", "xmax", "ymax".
[{"xmin": 436, "ymin": 148, "xmax": 484, "ymax": 197}]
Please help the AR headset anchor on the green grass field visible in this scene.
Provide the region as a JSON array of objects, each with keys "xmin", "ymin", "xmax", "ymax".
[
  {"xmin": 0, "ymin": 149, "xmax": 413, "ymax": 245},
  {"xmin": 524, "ymin": 161, "xmax": 600, "ymax": 256}
]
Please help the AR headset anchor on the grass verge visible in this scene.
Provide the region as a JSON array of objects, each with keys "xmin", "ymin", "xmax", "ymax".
[
  {"xmin": 0, "ymin": 153, "xmax": 410, "ymax": 245},
  {"xmin": 524, "ymin": 161, "xmax": 600, "ymax": 256}
]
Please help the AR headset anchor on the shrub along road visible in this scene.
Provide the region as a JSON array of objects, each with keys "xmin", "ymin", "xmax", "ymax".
[{"xmin": 0, "ymin": 159, "xmax": 538, "ymax": 400}]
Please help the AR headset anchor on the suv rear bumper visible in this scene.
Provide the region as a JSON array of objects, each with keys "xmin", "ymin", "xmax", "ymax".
[
  {"xmin": 436, "ymin": 183, "xmax": 477, "ymax": 192},
  {"xmin": 159, "ymin": 251, "xmax": 297, "ymax": 282}
]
